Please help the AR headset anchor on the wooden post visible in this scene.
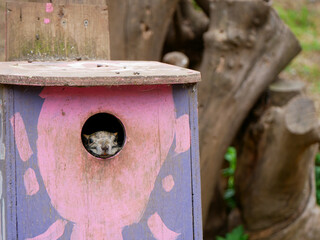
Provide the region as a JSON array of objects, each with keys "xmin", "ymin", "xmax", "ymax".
[{"xmin": 0, "ymin": 0, "xmax": 5, "ymax": 61}]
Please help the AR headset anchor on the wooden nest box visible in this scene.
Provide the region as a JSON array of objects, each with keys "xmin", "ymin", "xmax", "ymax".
[{"xmin": 0, "ymin": 60, "xmax": 202, "ymax": 239}]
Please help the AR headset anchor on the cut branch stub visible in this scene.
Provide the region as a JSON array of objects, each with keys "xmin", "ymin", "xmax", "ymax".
[
  {"xmin": 269, "ymin": 78, "xmax": 306, "ymax": 107},
  {"xmin": 285, "ymin": 97, "xmax": 317, "ymax": 135},
  {"xmin": 162, "ymin": 51, "xmax": 189, "ymax": 68}
]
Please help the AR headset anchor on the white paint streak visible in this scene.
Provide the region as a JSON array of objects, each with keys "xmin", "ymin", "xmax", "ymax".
[
  {"xmin": 148, "ymin": 212, "xmax": 180, "ymax": 240},
  {"xmin": 0, "ymin": 144, "xmax": 4, "ymax": 161},
  {"xmin": 25, "ymin": 219, "xmax": 67, "ymax": 240}
]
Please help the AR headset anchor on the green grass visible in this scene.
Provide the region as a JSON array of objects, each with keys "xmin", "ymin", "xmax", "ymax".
[
  {"xmin": 285, "ymin": 61, "xmax": 320, "ymax": 80},
  {"xmin": 274, "ymin": 5, "xmax": 320, "ymax": 51},
  {"xmin": 274, "ymin": 1, "xmax": 320, "ymax": 96}
]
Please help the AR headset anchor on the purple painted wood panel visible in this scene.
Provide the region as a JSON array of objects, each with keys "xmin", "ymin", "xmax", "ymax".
[
  {"xmin": 0, "ymin": 86, "xmax": 7, "ymax": 240},
  {"xmin": 2, "ymin": 84, "xmax": 202, "ymax": 239},
  {"xmin": 188, "ymin": 86, "xmax": 203, "ymax": 239},
  {"xmin": 0, "ymin": 86, "xmax": 5, "ymax": 240}
]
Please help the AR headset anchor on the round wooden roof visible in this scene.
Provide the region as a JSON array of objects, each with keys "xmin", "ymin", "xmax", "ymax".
[{"xmin": 0, "ymin": 61, "xmax": 201, "ymax": 86}]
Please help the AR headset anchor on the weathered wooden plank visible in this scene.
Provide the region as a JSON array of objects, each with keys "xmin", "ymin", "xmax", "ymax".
[
  {"xmin": 0, "ymin": 0, "xmax": 5, "ymax": 61},
  {"xmin": 52, "ymin": 0, "xmax": 106, "ymax": 5},
  {"xmin": 6, "ymin": 2, "xmax": 110, "ymax": 61},
  {"xmin": 0, "ymin": 61, "xmax": 201, "ymax": 86},
  {"xmin": 0, "ymin": 0, "xmax": 107, "ymax": 61},
  {"xmin": 5, "ymin": 0, "xmax": 106, "ymax": 4}
]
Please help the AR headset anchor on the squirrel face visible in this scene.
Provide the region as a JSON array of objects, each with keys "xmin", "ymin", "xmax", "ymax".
[{"xmin": 83, "ymin": 131, "xmax": 120, "ymax": 158}]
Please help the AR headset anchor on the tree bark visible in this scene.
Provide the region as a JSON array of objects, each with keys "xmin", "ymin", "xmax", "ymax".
[
  {"xmin": 198, "ymin": 0, "xmax": 301, "ymax": 224},
  {"xmin": 194, "ymin": 0, "xmax": 211, "ymax": 16},
  {"xmin": 235, "ymin": 79, "xmax": 320, "ymax": 240},
  {"xmin": 163, "ymin": 0, "xmax": 209, "ymax": 69},
  {"xmin": 107, "ymin": 0, "xmax": 179, "ymax": 60}
]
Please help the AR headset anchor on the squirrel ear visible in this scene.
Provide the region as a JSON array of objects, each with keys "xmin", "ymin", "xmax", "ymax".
[
  {"xmin": 114, "ymin": 132, "xmax": 118, "ymax": 136},
  {"xmin": 83, "ymin": 134, "xmax": 89, "ymax": 140}
]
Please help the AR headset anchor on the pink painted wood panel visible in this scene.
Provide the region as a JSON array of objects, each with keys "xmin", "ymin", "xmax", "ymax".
[{"xmin": 36, "ymin": 85, "xmax": 177, "ymax": 239}]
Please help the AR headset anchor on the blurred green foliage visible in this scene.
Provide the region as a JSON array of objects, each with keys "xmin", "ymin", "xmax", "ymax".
[
  {"xmin": 223, "ymin": 147, "xmax": 237, "ymax": 209},
  {"xmin": 216, "ymin": 225, "xmax": 248, "ymax": 240},
  {"xmin": 273, "ymin": 2, "xmax": 320, "ymax": 96},
  {"xmin": 275, "ymin": 5, "xmax": 320, "ymax": 51},
  {"xmin": 315, "ymin": 153, "xmax": 320, "ymax": 205},
  {"xmin": 192, "ymin": 0, "xmax": 201, "ymax": 10}
]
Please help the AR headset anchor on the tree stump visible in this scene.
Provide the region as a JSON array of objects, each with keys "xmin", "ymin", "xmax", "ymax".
[
  {"xmin": 235, "ymin": 79, "xmax": 320, "ymax": 240},
  {"xmin": 198, "ymin": 0, "xmax": 301, "ymax": 223}
]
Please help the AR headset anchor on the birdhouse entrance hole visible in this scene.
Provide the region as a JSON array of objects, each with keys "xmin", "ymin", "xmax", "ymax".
[{"xmin": 81, "ymin": 113, "xmax": 126, "ymax": 159}]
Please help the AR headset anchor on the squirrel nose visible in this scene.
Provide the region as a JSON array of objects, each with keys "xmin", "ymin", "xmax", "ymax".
[{"xmin": 102, "ymin": 146, "xmax": 108, "ymax": 151}]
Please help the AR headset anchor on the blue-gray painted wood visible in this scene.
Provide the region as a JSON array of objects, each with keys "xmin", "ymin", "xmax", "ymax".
[
  {"xmin": 13, "ymin": 87, "xmax": 61, "ymax": 239},
  {"xmin": 2, "ymin": 86, "xmax": 17, "ymax": 239},
  {"xmin": 188, "ymin": 85, "xmax": 203, "ymax": 240},
  {"xmin": 0, "ymin": 85, "xmax": 6, "ymax": 240}
]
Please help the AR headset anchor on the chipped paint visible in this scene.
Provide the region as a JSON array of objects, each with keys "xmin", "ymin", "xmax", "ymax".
[
  {"xmin": 43, "ymin": 18, "xmax": 50, "ymax": 24},
  {"xmin": 23, "ymin": 168, "xmax": 39, "ymax": 196},
  {"xmin": 0, "ymin": 171, "xmax": 2, "ymax": 199},
  {"xmin": 162, "ymin": 175, "xmax": 175, "ymax": 192},
  {"xmin": 45, "ymin": 3, "xmax": 53, "ymax": 13},
  {"xmin": 175, "ymin": 114, "xmax": 191, "ymax": 153},
  {"xmin": 0, "ymin": 144, "xmax": 4, "ymax": 161},
  {"xmin": 10, "ymin": 113, "xmax": 33, "ymax": 162}
]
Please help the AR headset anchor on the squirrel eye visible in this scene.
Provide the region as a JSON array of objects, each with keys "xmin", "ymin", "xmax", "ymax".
[{"xmin": 88, "ymin": 138, "xmax": 93, "ymax": 144}]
